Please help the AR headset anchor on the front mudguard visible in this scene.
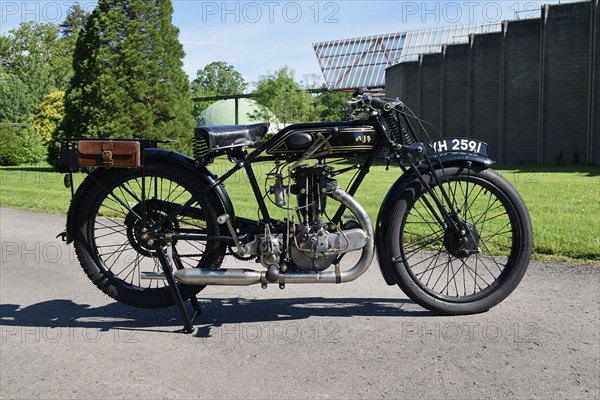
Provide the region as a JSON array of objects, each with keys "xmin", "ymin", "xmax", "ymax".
[
  {"xmin": 64, "ymin": 148, "xmax": 234, "ymax": 243},
  {"xmin": 375, "ymin": 153, "xmax": 494, "ymax": 285}
]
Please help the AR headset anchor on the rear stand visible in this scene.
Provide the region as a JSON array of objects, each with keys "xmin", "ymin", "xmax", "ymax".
[{"xmin": 153, "ymin": 240, "xmax": 201, "ymax": 334}]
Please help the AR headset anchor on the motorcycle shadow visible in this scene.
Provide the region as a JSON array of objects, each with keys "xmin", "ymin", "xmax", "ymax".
[{"xmin": 0, "ymin": 296, "xmax": 432, "ymax": 336}]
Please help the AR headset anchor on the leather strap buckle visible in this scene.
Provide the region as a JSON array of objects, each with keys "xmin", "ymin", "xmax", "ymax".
[{"xmin": 102, "ymin": 150, "xmax": 113, "ymax": 167}]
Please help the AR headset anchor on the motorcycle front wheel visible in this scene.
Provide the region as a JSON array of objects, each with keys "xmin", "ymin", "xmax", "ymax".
[
  {"xmin": 71, "ymin": 159, "xmax": 226, "ymax": 308},
  {"xmin": 388, "ymin": 165, "xmax": 533, "ymax": 314}
]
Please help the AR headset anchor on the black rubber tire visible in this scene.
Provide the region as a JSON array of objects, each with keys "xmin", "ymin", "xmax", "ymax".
[
  {"xmin": 71, "ymin": 159, "xmax": 226, "ymax": 308},
  {"xmin": 388, "ymin": 166, "xmax": 533, "ymax": 315}
]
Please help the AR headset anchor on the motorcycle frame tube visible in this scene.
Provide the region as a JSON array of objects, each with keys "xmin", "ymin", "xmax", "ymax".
[{"xmin": 152, "ymin": 119, "xmax": 387, "ymax": 236}]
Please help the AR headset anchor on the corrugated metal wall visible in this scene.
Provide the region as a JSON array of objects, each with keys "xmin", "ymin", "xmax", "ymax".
[{"xmin": 385, "ymin": 0, "xmax": 599, "ymax": 164}]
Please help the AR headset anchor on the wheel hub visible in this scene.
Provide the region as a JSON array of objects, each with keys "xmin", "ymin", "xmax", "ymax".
[
  {"xmin": 444, "ymin": 222, "xmax": 480, "ymax": 259},
  {"xmin": 125, "ymin": 201, "xmax": 179, "ymax": 257}
]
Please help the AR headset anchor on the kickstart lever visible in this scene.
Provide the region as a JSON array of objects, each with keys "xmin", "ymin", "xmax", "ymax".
[{"xmin": 218, "ymin": 214, "xmax": 245, "ymax": 256}]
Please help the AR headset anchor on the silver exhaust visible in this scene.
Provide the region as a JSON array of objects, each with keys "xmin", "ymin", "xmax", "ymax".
[
  {"xmin": 171, "ymin": 188, "xmax": 375, "ymax": 286},
  {"xmin": 174, "ymin": 268, "xmax": 264, "ymax": 286}
]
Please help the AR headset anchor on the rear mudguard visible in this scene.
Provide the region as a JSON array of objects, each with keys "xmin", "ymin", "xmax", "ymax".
[
  {"xmin": 376, "ymin": 153, "xmax": 494, "ymax": 285},
  {"xmin": 64, "ymin": 148, "xmax": 234, "ymax": 243}
]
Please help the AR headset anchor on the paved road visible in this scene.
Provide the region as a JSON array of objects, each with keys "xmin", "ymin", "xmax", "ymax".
[{"xmin": 0, "ymin": 208, "xmax": 598, "ymax": 399}]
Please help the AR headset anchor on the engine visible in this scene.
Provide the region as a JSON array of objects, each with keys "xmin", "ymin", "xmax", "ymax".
[
  {"xmin": 291, "ymin": 225, "xmax": 368, "ymax": 271},
  {"xmin": 287, "ymin": 164, "xmax": 366, "ymax": 271},
  {"xmin": 239, "ymin": 164, "xmax": 370, "ymax": 276}
]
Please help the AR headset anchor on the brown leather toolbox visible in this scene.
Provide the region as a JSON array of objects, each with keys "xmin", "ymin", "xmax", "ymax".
[{"xmin": 77, "ymin": 140, "xmax": 141, "ymax": 168}]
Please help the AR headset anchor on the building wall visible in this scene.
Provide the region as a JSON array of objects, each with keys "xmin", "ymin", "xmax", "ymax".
[
  {"xmin": 471, "ymin": 32, "xmax": 502, "ymax": 160},
  {"xmin": 441, "ymin": 43, "xmax": 469, "ymax": 140},
  {"xmin": 593, "ymin": 0, "xmax": 600, "ymax": 164},
  {"xmin": 385, "ymin": 0, "xmax": 599, "ymax": 164},
  {"xmin": 503, "ymin": 18, "xmax": 541, "ymax": 164},
  {"xmin": 542, "ymin": 2, "xmax": 591, "ymax": 164},
  {"xmin": 419, "ymin": 53, "xmax": 442, "ymax": 140}
]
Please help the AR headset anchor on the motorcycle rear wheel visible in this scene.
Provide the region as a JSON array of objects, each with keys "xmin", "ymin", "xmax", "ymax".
[
  {"xmin": 72, "ymin": 159, "xmax": 226, "ymax": 308},
  {"xmin": 388, "ymin": 165, "xmax": 532, "ymax": 314}
]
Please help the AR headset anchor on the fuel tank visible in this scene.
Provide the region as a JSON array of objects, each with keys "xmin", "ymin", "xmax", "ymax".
[{"xmin": 266, "ymin": 124, "xmax": 377, "ymax": 157}]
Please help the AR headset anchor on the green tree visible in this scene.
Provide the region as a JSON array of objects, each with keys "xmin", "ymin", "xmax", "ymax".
[
  {"xmin": 0, "ymin": 67, "xmax": 36, "ymax": 123},
  {"xmin": 316, "ymin": 89, "xmax": 352, "ymax": 122},
  {"xmin": 30, "ymin": 91, "xmax": 65, "ymax": 143},
  {"xmin": 252, "ymin": 66, "xmax": 319, "ymax": 126},
  {"xmin": 60, "ymin": 4, "xmax": 90, "ymax": 37},
  {"xmin": 62, "ymin": 0, "xmax": 194, "ymax": 151},
  {"xmin": 0, "ymin": 124, "xmax": 22, "ymax": 165},
  {"xmin": 0, "ymin": 124, "xmax": 46, "ymax": 165},
  {"xmin": 0, "ymin": 8, "xmax": 89, "ymax": 136},
  {"xmin": 54, "ymin": 5, "xmax": 91, "ymax": 88},
  {"xmin": 191, "ymin": 61, "xmax": 247, "ymax": 117},
  {"xmin": 294, "ymin": 75, "xmax": 351, "ymax": 122},
  {"xmin": 0, "ymin": 18, "xmax": 80, "ymax": 128},
  {"xmin": 17, "ymin": 127, "xmax": 47, "ymax": 163},
  {"xmin": 0, "ymin": 22, "xmax": 70, "ymax": 97}
]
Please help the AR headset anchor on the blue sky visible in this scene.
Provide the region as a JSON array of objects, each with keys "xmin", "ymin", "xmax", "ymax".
[{"xmin": 0, "ymin": 0, "xmax": 570, "ymax": 86}]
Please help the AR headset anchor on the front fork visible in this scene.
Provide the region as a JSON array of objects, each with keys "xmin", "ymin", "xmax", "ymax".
[{"xmin": 396, "ymin": 143, "xmax": 478, "ymax": 251}]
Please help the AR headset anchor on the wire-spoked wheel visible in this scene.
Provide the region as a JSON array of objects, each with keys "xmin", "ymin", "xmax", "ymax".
[
  {"xmin": 71, "ymin": 159, "xmax": 226, "ymax": 308},
  {"xmin": 388, "ymin": 165, "xmax": 533, "ymax": 314}
]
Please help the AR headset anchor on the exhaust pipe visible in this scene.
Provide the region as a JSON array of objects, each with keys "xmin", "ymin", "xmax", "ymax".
[
  {"xmin": 172, "ymin": 188, "xmax": 375, "ymax": 286},
  {"xmin": 174, "ymin": 268, "xmax": 264, "ymax": 286}
]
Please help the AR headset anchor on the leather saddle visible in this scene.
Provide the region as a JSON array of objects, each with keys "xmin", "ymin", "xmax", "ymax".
[{"xmin": 194, "ymin": 123, "xmax": 270, "ymax": 151}]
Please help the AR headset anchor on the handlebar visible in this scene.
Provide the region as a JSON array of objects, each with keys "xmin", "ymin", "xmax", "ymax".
[
  {"xmin": 346, "ymin": 91, "xmax": 403, "ymax": 114},
  {"xmin": 369, "ymin": 97, "xmax": 391, "ymax": 111}
]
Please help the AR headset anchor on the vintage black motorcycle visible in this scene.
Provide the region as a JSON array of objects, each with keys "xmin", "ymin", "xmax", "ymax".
[{"xmin": 59, "ymin": 92, "xmax": 533, "ymax": 331}]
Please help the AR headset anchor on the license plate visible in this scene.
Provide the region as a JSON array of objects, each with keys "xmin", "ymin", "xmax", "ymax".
[{"xmin": 430, "ymin": 138, "xmax": 489, "ymax": 157}]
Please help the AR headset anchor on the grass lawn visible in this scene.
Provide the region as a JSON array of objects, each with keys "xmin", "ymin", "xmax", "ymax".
[{"xmin": 1, "ymin": 161, "xmax": 598, "ymax": 264}]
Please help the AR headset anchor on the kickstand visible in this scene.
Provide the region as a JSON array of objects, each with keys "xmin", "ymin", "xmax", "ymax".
[{"xmin": 155, "ymin": 239, "xmax": 201, "ymax": 334}]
